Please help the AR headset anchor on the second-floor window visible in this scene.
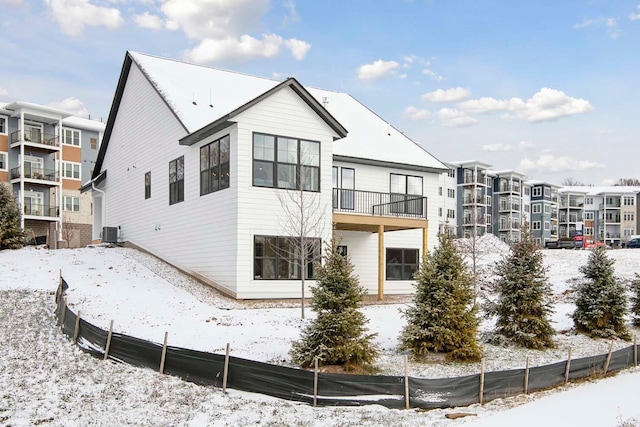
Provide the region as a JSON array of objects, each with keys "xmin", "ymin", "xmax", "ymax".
[
  {"xmin": 390, "ymin": 173, "xmax": 423, "ymax": 215},
  {"xmin": 0, "ymin": 152, "xmax": 6, "ymax": 170},
  {"xmin": 63, "ymin": 196, "xmax": 80, "ymax": 212},
  {"xmin": 532, "ymin": 187, "xmax": 542, "ymax": 197},
  {"xmin": 532, "ymin": 203, "xmax": 542, "ymax": 214},
  {"xmin": 145, "ymin": 171, "xmax": 151, "ymax": 199},
  {"xmin": 62, "ymin": 162, "xmax": 80, "ymax": 179},
  {"xmin": 169, "ymin": 156, "xmax": 184, "ymax": 205},
  {"xmin": 252, "ymin": 133, "xmax": 320, "ymax": 191},
  {"xmin": 63, "ymin": 128, "xmax": 81, "ymax": 146},
  {"xmin": 0, "ymin": 117, "xmax": 6, "ymax": 134},
  {"xmin": 200, "ymin": 134, "xmax": 230, "ymax": 195},
  {"xmin": 447, "ymin": 188, "xmax": 455, "ymax": 198}
]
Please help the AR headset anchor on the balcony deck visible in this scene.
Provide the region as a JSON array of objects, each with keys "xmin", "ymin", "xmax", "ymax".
[{"xmin": 10, "ymin": 130, "xmax": 61, "ymax": 151}]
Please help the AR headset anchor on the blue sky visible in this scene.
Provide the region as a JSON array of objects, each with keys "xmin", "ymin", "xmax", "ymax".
[{"xmin": 1, "ymin": 0, "xmax": 639, "ymax": 185}]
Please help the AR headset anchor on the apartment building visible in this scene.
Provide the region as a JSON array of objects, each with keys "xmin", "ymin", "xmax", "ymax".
[
  {"xmin": 528, "ymin": 181, "xmax": 560, "ymax": 245},
  {"xmin": 0, "ymin": 102, "xmax": 104, "ymax": 248}
]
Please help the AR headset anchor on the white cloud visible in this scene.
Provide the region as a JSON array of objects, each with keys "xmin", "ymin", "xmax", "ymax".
[
  {"xmin": 631, "ymin": 4, "xmax": 640, "ymax": 21},
  {"xmin": 403, "ymin": 106, "xmax": 431, "ymax": 120},
  {"xmin": 422, "ymin": 68, "xmax": 443, "ymax": 81},
  {"xmin": 184, "ymin": 33, "xmax": 308, "ymax": 63},
  {"xmin": 282, "ymin": 0, "xmax": 300, "ymax": 25},
  {"xmin": 437, "ymin": 108, "xmax": 478, "ymax": 127},
  {"xmin": 0, "ymin": 0, "xmax": 23, "ymax": 4},
  {"xmin": 0, "ymin": 86, "xmax": 8, "ymax": 97},
  {"xmin": 573, "ymin": 19, "xmax": 593, "ymax": 29},
  {"xmin": 606, "ymin": 18, "xmax": 618, "ymax": 27},
  {"xmin": 47, "ymin": 97, "xmax": 89, "ymax": 117},
  {"xmin": 459, "ymin": 88, "xmax": 592, "ymax": 122},
  {"xmin": 44, "ymin": 0, "xmax": 123, "ymax": 37},
  {"xmin": 606, "ymin": 17, "xmax": 621, "ymax": 38},
  {"xmin": 422, "ymin": 87, "xmax": 470, "ymax": 103},
  {"xmin": 517, "ymin": 154, "xmax": 604, "ymax": 174},
  {"xmin": 598, "ymin": 129, "xmax": 616, "ymax": 135},
  {"xmin": 357, "ymin": 60, "xmax": 400, "ymax": 80},
  {"xmin": 482, "ymin": 140, "xmax": 536, "ymax": 152},
  {"xmin": 134, "ymin": 12, "xmax": 163, "ymax": 30}
]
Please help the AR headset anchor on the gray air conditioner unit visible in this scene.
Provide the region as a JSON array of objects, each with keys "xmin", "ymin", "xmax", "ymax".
[{"xmin": 102, "ymin": 227, "xmax": 118, "ymax": 244}]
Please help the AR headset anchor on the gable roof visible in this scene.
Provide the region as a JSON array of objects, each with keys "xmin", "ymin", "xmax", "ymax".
[{"xmin": 93, "ymin": 52, "xmax": 447, "ymax": 180}]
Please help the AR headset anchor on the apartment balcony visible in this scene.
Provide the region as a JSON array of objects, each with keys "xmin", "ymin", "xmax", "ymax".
[
  {"xmin": 599, "ymin": 202, "xmax": 622, "ymax": 209},
  {"xmin": 332, "ymin": 189, "xmax": 427, "ymax": 219},
  {"xmin": 463, "ymin": 195, "xmax": 484, "ymax": 205},
  {"xmin": 463, "ymin": 216, "xmax": 486, "ymax": 226},
  {"xmin": 10, "ymin": 166, "xmax": 60, "ymax": 185},
  {"xmin": 559, "ymin": 200, "xmax": 584, "ymax": 209},
  {"xmin": 499, "ymin": 203, "xmax": 521, "ymax": 213},
  {"xmin": 497, "ymin": 184, "xmax": 521, "ymax": 194},
  {"xmin": 9, "ymin": 130, "xmax": 61, "ymax": 151},
  {"xmin": 499, "ymin": 221, "xmax": 521, "ymax": 231},
  {"xmin": 463, "ymin": 174, "xmax": 489, "ymax": 186},
  {"xmin": 22, "ymin": 204, "xmax": 60, "ymax": 219}
]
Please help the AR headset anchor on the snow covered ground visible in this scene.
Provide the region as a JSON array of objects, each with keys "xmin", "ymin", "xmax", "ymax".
[{"xmin": 2, "ymin": 244, "xmax": 640, "ymax": 426}]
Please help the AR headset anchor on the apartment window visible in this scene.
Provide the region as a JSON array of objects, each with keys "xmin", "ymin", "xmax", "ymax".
[
  {"xmin": 438, "ymin": 186, "xmax": 443, "ymax": 196},
  {"xmin": 337, "ymin": 245, "xmax": 348, "ymax": 257},
  {"xmin": 386, "ymin": 248, "xmax": 419, "ymax": 280},
  {"xmin": 524, "ymin": 204, "xmax": 530, "ymax": 213},
  {"xmin": 544, "ymin": 204, "xmax": 551, "ymax": 214},
  {"xmin": 532, "ymin": 187, "xmax": 542, "ymax": 197},
  {"xmin": 585, "ymin": 197, "xmax": 594, "ymax": 205},
  {"xmin": 390, "ymin": 173, "xmax": 423, "ymax": 215},
  {"xmin": 0, "ymin": 152, "xmax": 7, "ymax": 170},
  {"xmin": 447, "ymin": 209, "xmax": 455, "ymax": 219},
  {"xmin": 200, "ymin": 134, "xmax": 230, "ymax": 196},
  {"xmin": 524, "ymin": 187, "xmax": 531, "ymax": 196},
  {"xmin": 544, "ymin": 187, "xmax": 550, "ymax": 197},
  {"xmin": 253, "ymin": 236, "xmax": 320, "ymax": 280},
  {"xmin": 447, "ymin": 169, "xmax": 455, "ymax": 178},
  {"xmin": 532, "ymin": 203, "xmax": 542, "ymax": 214},
  {"xmin": 624, "ymin": 212, "xmax": 635, "ymax": 221},
  {"xmin": 90, "ymin": 138, "xmax": 98, "ymax": 150},
  {"xmin": 252, "ymin": 133, "xmax": 319, "ymax": 191},
  {"xmin": 169, "ymin": 156, "xmax": 184, "ymax": 205},
  {"xmin": 438, "ymin": 207, "xmax": 443, "ymax": 217},
  {"xmin": 624, "ymin": 196, "xmax": 635, "ymax": 206},
  {"xmin": 447, "ymin": 188, "xmax": 455, "ymax": 198},
  {"xmin": 624, "ymin": 228, "xmax": 634, "ymax": 236},
  {"xmin": 61, "ymin": 161, "xmax": 81, "ymax": 179},
  {"xmin": 544, "ymin": 221, "xmax": 550, "ymax": 230},
  {"xmin": 145, "ymin": 171, "xmax": 151, "ymax": 199},
  {"xmin": 584, "ymin": 212, "xmax": 594, "ymax": 220},
  {"xmin": 62, "ymin": 196, "xmax": 80, "ymax": 212},
  {"xmin": 585, "ymin": 227, "xmax": 594, "ymax": 236},
  {"xmin": 0, "ymin": 117, "xmax": 6, "ymax": 134},
  {"xmin": 63, "ymin": 128, "xmax": 81, "ymax": 146},
  {"xmin": 532, "ymin": 221, "xmax": 541, "ymax": 230}
]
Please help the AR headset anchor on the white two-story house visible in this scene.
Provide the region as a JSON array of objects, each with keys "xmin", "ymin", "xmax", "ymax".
[{"xmin": 85, "ymin": 52, "xmax": 448, "ymax": 299}]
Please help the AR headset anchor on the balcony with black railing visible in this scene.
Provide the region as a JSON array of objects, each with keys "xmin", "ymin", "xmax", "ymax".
[
  {"xmin": 332, "ymin": 188, "xmax": 427, "ymax": 219},
  {"xmin": 23, "ymin": 204, "xmax": 59, "ymax": 218},
  {"xmin": 10, "ymin": 129, "xmax": 60, "ymax": 148},
  {"xmin": 10, "ymin": 166, "xmax": 60, "ymax": 183}
]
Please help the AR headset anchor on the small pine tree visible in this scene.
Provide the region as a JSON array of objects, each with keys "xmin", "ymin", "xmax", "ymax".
[
  {"xmin": 629, "ymin": 274, "xmax": 640, "ymax": 327},
  {"xmin": 0, "ymin": 184, "xmax": 25, "ymax": 250},
  {"xmin": 491, "ymin": 225, "xmax": 555, "ymax": 349},
  {"xmin": 573, "ymin": 247, "xmax": 630, "ymax": 340},
  {"xmin": 400, "ymin": 231, "xmax": 482, "ymax": 361},
  {"xmin": 290, "ymin": 240, "xmax": 378, "ymax": 371}
]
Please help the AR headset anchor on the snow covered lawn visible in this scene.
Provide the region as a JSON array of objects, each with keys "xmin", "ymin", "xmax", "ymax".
[{"xmin": 2, "ymin": 245, "xmax": 640, "ymax": 426}]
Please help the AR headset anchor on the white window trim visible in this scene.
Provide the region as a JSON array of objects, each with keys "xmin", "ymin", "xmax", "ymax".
[
  {"xmin": 62, "ymin": 161, "xmax": 81, "ymax": 180},
  {"xmin": 532, "ymin": 203, "xmax": 542, "ymax": 213},
  {"xmin": 62, "ymin": 195, "xmax": 80, "ymax": 212},
  {"xmin": 0, "ymin": 116, "xmax": 7, "ymax": 135},
  {"xmin": 533, "ymin": 221, "xmax": 541, "ymax": 230},
  {"xmin": 62, "ymin": 127, "xmax": 81, "ymax": 147},
  {"xmin": 532, "ymin": 187, "xmax": 542, "ymax": 197},
  {"xmin": 0, "ymin": 151, "xmax": 7, "ymax": 171}
]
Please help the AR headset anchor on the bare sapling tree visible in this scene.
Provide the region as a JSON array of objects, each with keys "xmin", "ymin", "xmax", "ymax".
[
  {"xmin": 276, "ymin": 145, "xmax": 326, "ymax": 319},
  {"xmin": 60, "ymin": 213, "xmax": 76, "ymax": 247}
]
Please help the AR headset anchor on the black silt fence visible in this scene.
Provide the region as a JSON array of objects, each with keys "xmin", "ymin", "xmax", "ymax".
[{"xmin": 54, "ymin": 278, "xmax": 640, "ymax": 410}]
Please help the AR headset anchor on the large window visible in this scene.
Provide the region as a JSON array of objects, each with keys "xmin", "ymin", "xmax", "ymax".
[
  {"xmin": 145, "ymin": 171, "xmax": 151, "ymax": 199},
  {"xmin": 200, "ymin": 134, "xmax": 230, "ymax": 195},
  {"xmin": 61, "ymin": 161, "xmax": 80, "ymax": 179},
  {"xmin": 390, "ymin": 173, "xmax": 423, "ymax": 215},
  {"xmin": 63, "ymin": 196, "xmax": 80, "ymax": 212},
  {"xmin": 532, "ymin": 203, "xmax": 542, "ymax": 214},
  {"xmin": 254, "ymin": 236, "xmax": 321, "ymax": 280},
  {"xmin": 169, "ymin": 156, "xmax": 184, "ymax": 205},
  {"xmin": 63, "ymin": 128, "xmax": 81, "ymax": 146},
  {"xmin": 252, "ymin": 133, "xmax": 320, "ymax": 191},
  {"xmin": 0, "ymin": 117, "xmax": 6, "ymax": 134},
  {"xmin": 333, "ymin": 167, "xmax": 355, "ymax": 210},
  {"xmin": 386, "ymin": 248, "xmax": 419, "ymax": 280},
  {"xmin": 0, "ymin": 152, "xmax": 7, "ymax": 170}
]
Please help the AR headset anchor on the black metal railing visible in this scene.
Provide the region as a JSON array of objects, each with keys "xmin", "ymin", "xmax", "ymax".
[
  {"xmin": 332, "ymin": 188, "xmax": 427, "ymax": 219},
  {"xmin": 10, "ymin": 129, "xmax": 60, "ymax": 147},
  {"xmin": 23, "ymin": 204, "xmax": 59, "ymax": 217},
  {"xmin": 10, "ymin": 166, "xmax": 59, "ymax": 182}
]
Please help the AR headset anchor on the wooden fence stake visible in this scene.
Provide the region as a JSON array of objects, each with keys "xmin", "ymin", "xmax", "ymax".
[
  {"xmin": 524, "ymin": 357, "xmax": 530, "ymax": 394},
  {"xmin": 404, "ymin": 355, "xmax": 410, "ymax": 410},
  {"xmin": 634, "ymin": 335, "xmax": 637, "ymax": 368},
  {"xmin": 159, "ymin": 332, "xmax": 168, "ymax": 373},
  {"xmin": 222, "ymin": 343, "xmax": 230, "ymax": 394},
  {"xmin": 564, "ymin": 348, "xmax": 572, "ymax": 384},
  {"xmin": 479, "ymin": 358, "xmax": 485, "ymax": 405},
  {"xmin": 313, "ymin": 357, "xmax": 319, "ymax": 407},
  {"xmin": 103, "ymin": 320, "xmax": 114, "ymax": 361},
  {"xmin": 603, "ymin": 341, "xmax": 614, "ymax": 375},
  {"xmin": 73, "ymin": 311, "xmax": 81, "ymax": 344}
]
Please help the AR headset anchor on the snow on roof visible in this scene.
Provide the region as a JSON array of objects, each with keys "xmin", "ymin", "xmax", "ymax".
[
  {"xmin": 62, "ymin": 116, "xmax": 106, "ymax": 133},
  {"xmin": 560, "ymin": 185, "xmax": 640, "ymax": 195},
  {"xmin": 130, "ymin": 52, "xmax": 447, "ymax": 172}
]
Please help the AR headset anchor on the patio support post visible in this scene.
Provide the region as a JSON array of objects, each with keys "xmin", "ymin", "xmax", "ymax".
[{"xmin": 377, "ymin": 224, "xmax": 384, "ymax": 301}]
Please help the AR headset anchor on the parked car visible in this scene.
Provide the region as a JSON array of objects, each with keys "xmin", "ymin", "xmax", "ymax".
[
  {"xmin": 627, "ymin": 238, "xmax": 640, "ymax": 248},
  {"xmin": 545, "ymin": 239, "xmax": 577, "ymax": 249}
]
